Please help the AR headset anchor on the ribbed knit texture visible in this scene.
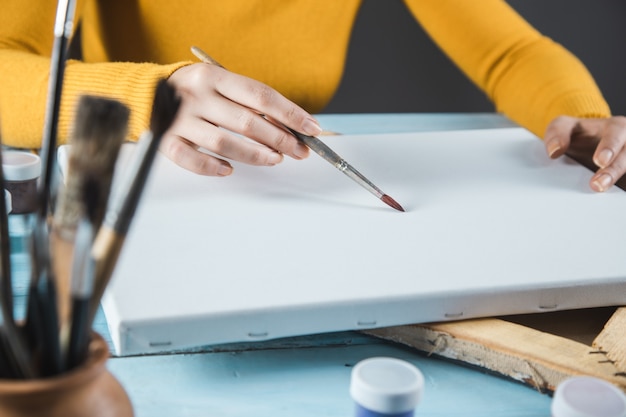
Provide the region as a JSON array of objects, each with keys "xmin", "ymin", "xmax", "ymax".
[
  {"xmin": 0, "ymin": 0, "xmax": 611, "ymax": 149},
  {"xmin": 404, "ymin": 0, "xmax": 610, "ymax": 137}
]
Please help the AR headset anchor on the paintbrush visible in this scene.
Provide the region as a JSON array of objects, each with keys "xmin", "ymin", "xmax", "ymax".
[
  {"xmin": 38, "ymin": 0, "xmax": 78, "ymax": 218},
  {"xmin": 65, "ymin": 179, "xmax": 98, "ymax": 370},
  {"xmin": 22, "ymin": 0, "xmax": 77, "ymax": 376},
  {"xmin": 53, "ymin": 95, "xmax": 129, "ymax": 237},
  {"xmin": 190, "ymin": 46, "xmax": 405, "ymax": 212},
  {"xmin": 52, "ymin": 95, "xmax": 129, "ymax": 333},
  {"xmin": 283, "ymin": 127, "xmax": 405, "ymax": 211},
  {"xmin": 88, "ymin": 79, "xmax": 181, "ymax": 323},
  {"xmin": 27, "ymin": 220, "xmax": 63, "ymax": 376}
]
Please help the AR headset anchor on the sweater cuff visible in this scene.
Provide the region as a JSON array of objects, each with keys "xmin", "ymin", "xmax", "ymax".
[
  {"xmin": 60, "ymin": 60, "xmax": 193, "ymax": 143},
  {"xmin": 537, "ymin": 92, "xmax": 612, "ymax": 138}
]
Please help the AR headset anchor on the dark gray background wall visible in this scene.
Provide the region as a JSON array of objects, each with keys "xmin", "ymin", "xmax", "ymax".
[{"xmin": 323, "ymin": 0, "xmax": 626, "ymax": 116}]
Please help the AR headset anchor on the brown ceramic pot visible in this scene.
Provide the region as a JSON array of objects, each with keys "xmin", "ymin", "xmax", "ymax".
[{"xmin": 0, "ymin": 333, "xmax": 133, "ymax": 417}]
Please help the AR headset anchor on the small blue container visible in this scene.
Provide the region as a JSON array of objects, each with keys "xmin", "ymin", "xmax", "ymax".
[{"xmin": 350, "ymin": 357, "xmax": 424, "ymax": 417}]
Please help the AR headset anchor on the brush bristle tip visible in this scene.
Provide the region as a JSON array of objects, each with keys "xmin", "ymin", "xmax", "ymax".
[{"xmin": 382, "ymin": 194, "xmax": 405, "ymax": 212}]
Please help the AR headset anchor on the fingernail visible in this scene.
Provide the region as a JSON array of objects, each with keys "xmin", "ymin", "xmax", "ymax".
[
  {"xmin": 293, "ymin": 143, "xmax": 309, "ymax": 159},
  {"xmin": 545, "ymin": 138, "xmax": 563, "ymax": 159},
  {"xmin": 302, "ymin": 118, "xmax": 322, "ymax": 136},
  {"xmin": 217, "ymin": 164, "xmax": 233, "ymax": 176},
  {"xmin": 267, "ymin": 151, "xmax": 284, "ymax": 165},
  {"xmin": 591, "ymin": 173, "xmax": 612, "ymax": 192},
  {"xmin": 594, "ymin": 149, "xmax": 614, "ymax": 168}
]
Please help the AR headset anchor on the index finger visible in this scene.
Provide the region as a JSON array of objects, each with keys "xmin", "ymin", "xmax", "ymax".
[
  {"xmin": 592, "ymin": 116, "xmax": 626, "ymax": 169},
  {"xmin": 214, "ymin": 71, "xmax": 322, "ymax": 136}
]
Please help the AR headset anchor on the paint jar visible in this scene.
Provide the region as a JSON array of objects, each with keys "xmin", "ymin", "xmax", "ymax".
[
  {"xmin": 2, "ymin": 151, "xmax": 41, "ymax": 215},
  {"xmin": 0, "ymin": 333, "xmax": 134, "ymax": 417},
  {"xmin": 350, "ymin": 357, "xmax": 424, "ymax": 417},
  {"xmin": 551, "ymin": 376, "xmax": 626, "ymax": 417}
]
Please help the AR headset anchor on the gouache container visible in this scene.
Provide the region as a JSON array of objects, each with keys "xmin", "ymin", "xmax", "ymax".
[
  {"xmin": 350, "ymin": 357, "xmax": 424, "ymax": 417},
  {"xmin": 2, "ymin": 151, "xmax": 41, "ymax": 214},
  {"xmin": 4, "ymin": 189, "xmax": 11, "ymax": 214},
  {"xmin": 551, "ymin": 376, "xmax": 626, "ymax": 417}
]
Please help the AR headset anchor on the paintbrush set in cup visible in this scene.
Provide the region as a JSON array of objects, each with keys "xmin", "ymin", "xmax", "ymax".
[
  {"xmin": 0, "ymin": 80, "xmax": 180, "ymax": 378},
  {"xmin": 0, "ymin": 0, "xmax": 180, "ymax": 378}
]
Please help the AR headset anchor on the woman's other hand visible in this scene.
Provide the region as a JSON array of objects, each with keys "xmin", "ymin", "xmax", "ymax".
[{"xmin": 544, "ymin": 115, "xmax": 626, "ymax": 192}]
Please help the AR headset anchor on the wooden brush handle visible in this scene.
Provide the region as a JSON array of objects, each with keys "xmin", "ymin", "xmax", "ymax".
[
  {"xmin": 50, "ymin": 230, "xmax": 74, "ymax": 333},
  {"xmin": 88, "ymin": 226, "xmax": 125, "ymax": 325}
]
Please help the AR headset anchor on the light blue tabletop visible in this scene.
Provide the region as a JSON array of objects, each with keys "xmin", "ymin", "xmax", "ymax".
[{"xmin": 12, "ymin": 113, "xmax": 553, "ymax": 417}]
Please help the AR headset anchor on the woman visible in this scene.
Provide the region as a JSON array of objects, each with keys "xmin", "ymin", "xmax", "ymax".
[{"xmin": 0, "ymin": 0, "xmax": 624, "ymax": 191}]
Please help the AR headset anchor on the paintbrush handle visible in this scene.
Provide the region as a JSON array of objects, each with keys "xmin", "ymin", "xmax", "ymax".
[
  {"xmin": 50, "ymin": 232, "xmax": 74, "ymax": 339},
  {"xmin": 34, "ymin": 274, "xmax": 63, "ymax": 376},
  {"xmin": 66, "ymin": 297, "xmax": 90, "ymax": 370},
  {"xmin": 38, "ymin": 0, "xmax": 77, "ymax": 217},
  {"xmin": 286, "ymin": 127, "xmax": 385, "ymax": 199},
  {"xmin": 88, "ymin": 226, "xmax": 124, "ymax": 325}
]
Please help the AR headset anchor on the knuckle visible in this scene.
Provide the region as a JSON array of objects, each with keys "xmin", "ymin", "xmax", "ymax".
[
  {"xmin": 613, "ymin": 155, "xmax": 626, "ymax": 173},
  {"xmin": 236, "ymin": 111, "xmax": 257, "ymax": 135},
  {"xmin": 601, "ymin": 155, "xmax": 626, "ymax": 182},
  {"xmin": 272, "ymin": 130, "xmax": 289, "ymax": 150},
  {"xmin": 602, "ymin": 119, "xmax": 626, "ymax": 146},
  {"xmin": 553, "ymin": 115, "xmax": 572, "ymax": 124},
  {"xmin": 613, "ymin": 115, "xmax": 626, "ymax": 127},
  {"xmin": 545, "ymin": 116, "xmax": 573, "ymax": 141},
  {"xmin": 282, "ymin": 105, "xmax": 300, "ymax": 124},
  {"xmin": 160, "ymin": 135, "xmax": 222, "ymax": 176},
  {"xmin": 188, "ymin": 64, "xmax": 215, "ymax": 88},
  {"xmin": 251, "ymin": 84, "xmax": 275, "ymax": 107},
  {"xmin": 193, "ymin": 156, "xmax": 220, "ymax": 176},
  {"xmin": 208, "ymin": 132, "xmax": 229, "ymax": 153},
  {"xmin": 550, "ymin": 115, "xmax": 574, "ymax": 131},
  {"xmin": 161, "ymin": 137, "xmax": 187, "ymax": 162},
  {"xmin": 248, "ymin": 148, "xmax": 265, "ymax": 165}
]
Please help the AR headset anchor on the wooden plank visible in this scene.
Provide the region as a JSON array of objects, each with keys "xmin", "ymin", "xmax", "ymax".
[
  {"xmin": 593, "ymin": 307, "xmax": 626, "ymax": 374},
  {"xmin": 364, "ymin": 311, "xmax": 626, "ymax": 393}
]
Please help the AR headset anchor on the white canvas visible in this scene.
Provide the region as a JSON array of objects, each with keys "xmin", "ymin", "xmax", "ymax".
[{"xmin": 58, "ymin": 128, "xmax": 626, "ymax": 356}]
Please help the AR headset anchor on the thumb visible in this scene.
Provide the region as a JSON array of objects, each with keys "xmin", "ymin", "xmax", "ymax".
[{"xmin": 543, "ymin": 115, "xmax": 579, "ymax": 159}]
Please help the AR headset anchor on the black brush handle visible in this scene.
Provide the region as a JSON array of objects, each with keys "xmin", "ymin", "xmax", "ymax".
[{"xmin": 66, "ymin": 297, "xmax": 90, "ymax": 370}]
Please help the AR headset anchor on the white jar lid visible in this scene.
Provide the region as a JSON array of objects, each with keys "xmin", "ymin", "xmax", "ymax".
[
  {"xmin": 4, "ymin": 189, "xmax": 11, "ymax": 214},
  {"xmin": 2, "ymin": 151, "xmax": 41, "ymax": 181},
  {"xmin": 350, "ymin": 357, "xmax": 424, "ymax": 414},
  {"xmin": 551, "ymin": 376, "xmax": 626, "ymax": 417}
]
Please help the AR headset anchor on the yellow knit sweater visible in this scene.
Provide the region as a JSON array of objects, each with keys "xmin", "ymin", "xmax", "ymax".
[{"xmin": 0, "ymin": 0, "xmax": 611, "ymax": 149}]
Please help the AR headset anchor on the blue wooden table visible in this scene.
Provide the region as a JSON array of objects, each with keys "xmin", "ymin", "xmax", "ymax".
[{"xmin": 11, "ymin": 113, "xmax": 554, "ymax": 417}]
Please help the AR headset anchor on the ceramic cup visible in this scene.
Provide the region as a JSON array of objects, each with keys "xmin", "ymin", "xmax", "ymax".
[{"xmin": 0, "ymin": 333, "xmax": 133, "ymax": 417}]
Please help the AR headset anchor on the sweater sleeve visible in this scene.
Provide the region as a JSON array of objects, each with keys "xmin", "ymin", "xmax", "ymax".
[
  {"xmin": 403, "ymin": 0, "xmax": 611, "ymax": 138},
  {"xmin": 0, "ymin": 0, "xmax": 190, "ymax": 149}
]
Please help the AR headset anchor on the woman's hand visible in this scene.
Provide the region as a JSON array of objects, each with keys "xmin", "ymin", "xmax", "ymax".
[
  {"xmin": 164, "ymin": 63, "xmax": 322, "ymax": 176},
  {"xmin": 543, "ymin": 115, "xmax": 626, "ymax": 192}
]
